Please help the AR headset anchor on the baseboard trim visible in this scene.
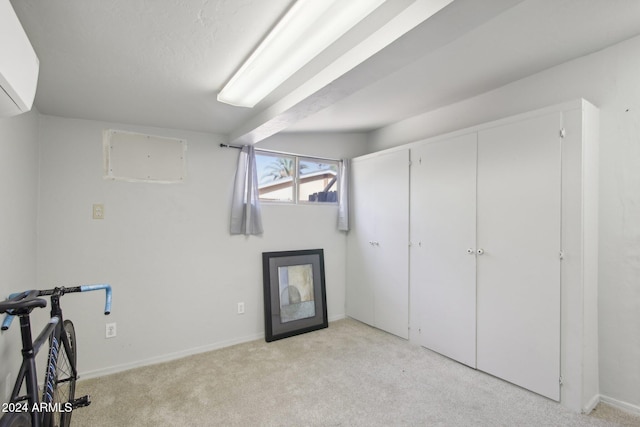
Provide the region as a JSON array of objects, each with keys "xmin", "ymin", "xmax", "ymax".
[
  {"xmin": 78, "ymin": 331, "xmax": 265, "ymax": 381},
  {"xmin": 599, "ymin": 394, "xmax": 640, "ymax": 416},
  {"xmin": 79, "ymin": 314, "xmax": 347, "ymax": 381},
  {"xmin": 583, "ymin": 394, "xmax": 600, "ymax": 414}
]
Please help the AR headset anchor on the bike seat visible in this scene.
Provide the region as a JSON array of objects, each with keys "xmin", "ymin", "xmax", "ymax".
[{"xmin": 0, "ymin": 290, "xmax": 47, "ymax": 315}]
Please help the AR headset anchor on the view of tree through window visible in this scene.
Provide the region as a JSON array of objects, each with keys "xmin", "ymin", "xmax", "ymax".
[{"xmin": 256, "ymin": 152, "xmax": 338, "ymax": 204}]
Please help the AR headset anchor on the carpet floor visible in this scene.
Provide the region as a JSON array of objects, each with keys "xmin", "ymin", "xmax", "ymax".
[{"xmin": 72, "ymin": 318, "xmax": 640, "ymax": 426}]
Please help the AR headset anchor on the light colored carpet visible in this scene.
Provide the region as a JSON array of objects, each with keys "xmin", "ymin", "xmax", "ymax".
[{"xmin": 72, "ymin": 318, "xmax": 640, "ymax": 426}]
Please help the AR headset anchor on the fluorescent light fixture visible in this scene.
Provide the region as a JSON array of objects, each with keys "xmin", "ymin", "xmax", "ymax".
[{"xmin": 217, "ymin": 0, "xmax": 386, "ymax": 108}]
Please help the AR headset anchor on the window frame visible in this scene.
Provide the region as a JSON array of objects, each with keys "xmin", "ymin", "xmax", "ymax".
[{"xmin": 255, "ymin": 150, "xmax": 340, "ymax": 206}]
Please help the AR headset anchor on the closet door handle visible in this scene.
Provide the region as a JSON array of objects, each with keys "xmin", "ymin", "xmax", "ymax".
[
  {"xmin": 467, "ymin": 248, "xmax": 475, "ymax": 254},
  {"xmin": 476, "ymin": 248, "xmax": 484, "ymax": 255}
]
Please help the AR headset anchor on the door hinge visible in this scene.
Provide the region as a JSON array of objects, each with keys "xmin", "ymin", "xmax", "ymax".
[
  {"xmin": 559, "ymin": 128, "xmax": 566, "ymax": 138},
  {"xmin": 559, "ymin": 375, "xmax": 564, "ymax": 385},
  {"xmin": 559, "ymin": 250, "xmax": 565, "ymax": 260}
]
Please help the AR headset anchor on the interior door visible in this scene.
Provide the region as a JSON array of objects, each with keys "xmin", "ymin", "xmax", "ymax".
[
  {"xmin": 346, "ymin": 156, "xmax": 376, "ymax": 326},
  {"xmin": 411, "ymin": 134, "xmax": 477, "ymax": 367},
  {"xmin": 373, "ymin": 149, "xmax": 409, "ymax": 339},
  {"xmin": 476, "ymin": 112, "xmax": 562, "ymax": 401}
]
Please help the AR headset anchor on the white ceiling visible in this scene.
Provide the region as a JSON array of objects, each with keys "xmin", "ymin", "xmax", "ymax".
[{"xmin": 10, "ymin": 0, "xmax": 640, "ymax": 143}]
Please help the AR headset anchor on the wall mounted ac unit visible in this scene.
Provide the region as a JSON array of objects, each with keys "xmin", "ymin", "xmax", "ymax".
[{"xmin": 0, "ymin": 0, "xmax": 39, "ymax": 117}]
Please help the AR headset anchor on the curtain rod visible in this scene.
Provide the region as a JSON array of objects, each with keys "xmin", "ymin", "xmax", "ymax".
[
  {"xmin": 219, "ymin": 143, "xmax": 341, "ymax": 163},
  {"xmin": 219, "ymin": 143, "xmax": 242, "ymax": 149}
]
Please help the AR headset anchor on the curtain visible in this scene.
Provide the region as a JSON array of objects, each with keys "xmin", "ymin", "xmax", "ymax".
[
  {"xmin": 337, "ymin": 159, "xmax": 350, "ymax": 231},
  {"xmin": 230, "ymin": 145, "xmax": 263, "ymax": 235}
]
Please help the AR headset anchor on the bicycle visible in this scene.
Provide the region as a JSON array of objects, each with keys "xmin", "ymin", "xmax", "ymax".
[{"xmin": 0, "ymin": 284, "xmax": 112, "ymax": 427}]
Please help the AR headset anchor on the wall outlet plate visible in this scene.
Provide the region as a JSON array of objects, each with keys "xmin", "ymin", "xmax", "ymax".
[
  {"xmin": 106, "ymin": 322, "xmax": 116, "ymax": 338},
  {"xmin": 93, "ymin": 204, "xmax": 104, "ymax": 219}
]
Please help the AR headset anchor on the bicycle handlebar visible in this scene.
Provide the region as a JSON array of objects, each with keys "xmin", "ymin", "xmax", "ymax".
[
  {"xmin": 1, "ymin": 283, "xmax": 112, "ymax": 331},
  {"xmin": 1, "ymin": 314, "xmax": 13, "ymax": 330},
  {"xmin": 80, "ymin": 283, "xmax": 112, "ymax": 315}
]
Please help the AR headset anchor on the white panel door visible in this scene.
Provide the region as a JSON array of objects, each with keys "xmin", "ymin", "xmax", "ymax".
[
  {"xmin": 476, "ymin": 113, "xmax": 562, "ymax": 401},
  {"xmin": 373, "ymin": 149, "xmax": 409, "ymax": 339},
  {"xmin": 411, "ymin": 134, "xmax": 477, "ymax": 367},
  {"xmin": 346, "ymin": 156, "xmax": 376, "ymax": 326}
]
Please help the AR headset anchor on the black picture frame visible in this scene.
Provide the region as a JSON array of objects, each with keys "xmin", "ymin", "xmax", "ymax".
[{"xmin": 262, "ymin": 249, "xmax": 328, "ymax": 342}]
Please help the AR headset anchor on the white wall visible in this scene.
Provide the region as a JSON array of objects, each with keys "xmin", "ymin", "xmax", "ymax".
[
  {"xmin": 35, "ymin": 115, "xmax": 367, "ymax": 377},
  {"xmin": 368, "ymin": 34, "xmax": 640, "ymax": 412},
  {"xmin": 0, "ymin": 110, "xmax": 39, "ymax": 403}
]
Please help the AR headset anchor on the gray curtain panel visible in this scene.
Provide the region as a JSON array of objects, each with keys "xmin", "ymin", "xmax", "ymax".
[
  {"xmin": 338, "ymin": 158, "xmax": 349, "ymax": 231},
  {"xmin": 230, "ymin": 145, "xmax": 263, "ymax": 235}
]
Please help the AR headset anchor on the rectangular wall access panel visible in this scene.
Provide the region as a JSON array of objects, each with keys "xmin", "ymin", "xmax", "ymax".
[{"xmin": 103, "ymin": 129, "xmax": 186, "ymax": 183}]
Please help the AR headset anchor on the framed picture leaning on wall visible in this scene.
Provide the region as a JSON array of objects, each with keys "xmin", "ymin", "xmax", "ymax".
[{"xmin": 262, "ymin": 249, "xmax": 328, "ymax": 342}]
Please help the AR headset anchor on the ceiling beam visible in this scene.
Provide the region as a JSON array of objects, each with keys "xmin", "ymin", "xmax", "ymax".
[{"xmin": 230, "ymin": 0, "xmax": 524, "ymax": 144}]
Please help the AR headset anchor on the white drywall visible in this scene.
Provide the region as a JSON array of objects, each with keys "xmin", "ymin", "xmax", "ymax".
[
  {"xmin": 369, "ymin": 34, "xmax": 640, "ymax": 412},
  {"xmin": 0, "ymin": 110, "xmax": 39, "ymax": 403},
  {"xmin": 34, "ymin": 115, "xmax": 368, "ymax": 378}
]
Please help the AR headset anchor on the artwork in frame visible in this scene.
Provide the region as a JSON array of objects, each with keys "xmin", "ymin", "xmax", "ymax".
[{"xmin": 262, "ymin": 249, "xmax": 328, "ymax": 342}]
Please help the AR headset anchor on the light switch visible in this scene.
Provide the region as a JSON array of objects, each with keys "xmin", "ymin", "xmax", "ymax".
[{"xmin": 93, "ymin": 204, "xmax": 104, "ymax": 219}]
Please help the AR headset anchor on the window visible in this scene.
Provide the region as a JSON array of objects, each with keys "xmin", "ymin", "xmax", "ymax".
[{"xmin": 256, "ymin": 152, "xmax": 339, "ymax": 204}]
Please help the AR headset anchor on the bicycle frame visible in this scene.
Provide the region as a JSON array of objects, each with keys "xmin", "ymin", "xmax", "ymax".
[
  {"xmin": 4, "ymin": 315, "xmax": 59, "ymax": 427},
  {"xmin": 41, "ymin": 288, "xmax": 88, "ymax": 427},
  {"xmin": 1, "ymin": 284, "xmax": 112, "ymax": 427}
]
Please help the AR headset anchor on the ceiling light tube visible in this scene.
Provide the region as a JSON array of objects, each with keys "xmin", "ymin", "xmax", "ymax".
[{"xmin": 217, "ymin": 0, "xmax": 386, "ymax": 108}]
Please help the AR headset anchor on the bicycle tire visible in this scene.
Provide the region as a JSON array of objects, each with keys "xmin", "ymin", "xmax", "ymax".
[
  {"xmin": 47, "ymin": 320, "xmax": 76, "ymax": 427},
  {"xmin": 0, "ymin": 412, "xmax": 31, "ymax": 427}
]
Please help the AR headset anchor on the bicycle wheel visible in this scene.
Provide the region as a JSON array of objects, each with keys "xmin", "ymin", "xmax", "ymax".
[
  {"xmin": 0, "ymin": 412, "xmax": 31, "ymax": 427},
  {"xmin": 48, "ymin": 320, "xmax": 76, "ymax": 427}
]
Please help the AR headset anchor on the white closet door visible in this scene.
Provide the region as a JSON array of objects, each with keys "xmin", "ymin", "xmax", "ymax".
[
  {"xmin": 411, "ymin": 134, "xmax": 477, "ymax": 367},
  {"xmin": 346, "ymin": 156, "xmax": 376, "ymax": 326},
  {"xmin": 373, "ymin": 149, "xmax": 409, "ymax": 339},
  {"xmin": 476, "ymin": 113, "xmax": 562, "ymax": 401}
]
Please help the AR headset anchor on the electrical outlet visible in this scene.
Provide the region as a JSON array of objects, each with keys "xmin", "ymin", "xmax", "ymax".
[
  {"xmin": 93, "ymin": 204, "xmax": 105, "ymax": 220},
  {"xmin": 105, "ymin": 322, "xmax": 116, "ymax": 338},
  {"xmin": 237, "ymin": 302, "xmax": 245, "ymax": 314}
]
